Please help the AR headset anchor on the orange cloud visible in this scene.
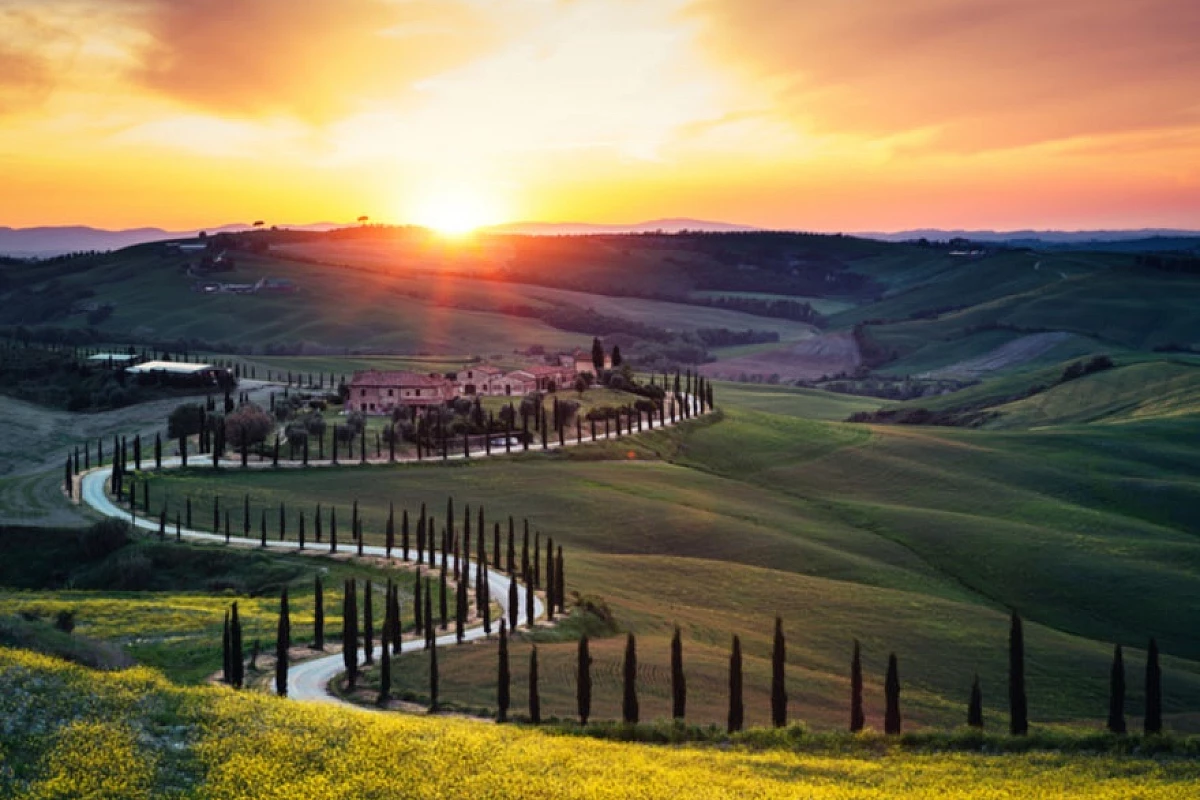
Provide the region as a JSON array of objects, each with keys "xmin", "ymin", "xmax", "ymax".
[
  {"xmin": 692, "ymin": 0, "xmax": 1200, "ymax": 152},
  {"xmin": 132, "ymin": 0, "xmax": 497, "ymax": 119}
]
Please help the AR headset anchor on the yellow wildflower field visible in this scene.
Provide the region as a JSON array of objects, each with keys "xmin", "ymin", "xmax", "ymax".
[{"xmin": 3, "ymin": 648, "xmax": 1199, "ymax": 799}]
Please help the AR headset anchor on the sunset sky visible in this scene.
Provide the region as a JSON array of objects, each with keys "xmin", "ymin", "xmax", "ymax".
[{"xmin": 1, "ymin": 0, "xmax": 1197, "ymax": 232}]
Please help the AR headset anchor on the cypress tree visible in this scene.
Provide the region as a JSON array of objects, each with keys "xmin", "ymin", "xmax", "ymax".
[
  {"xmin": 968, "ymin": 674, "xmax": 984, "ymax": 729},
  {"xmin": 623, "ymin": 632, "xmax": 639, "ymax": 724},
  {"xmin": 363, "ymin": 580, "xmax": 374, "ymax": 665},
  {"xmin": 259, "ymin": 508, "xmax": 267, "ymax": 547},
  {"xmin": 134, "ymin": 434, "xmax": 142, "ymax": 470},
  {"xmin": 224, "ymin": 510, "xmax": 231, "ymax": 543},
  {"xmin": 222, "ymin": 611, "xmax": 231, "ymax": 684},
  {"xmin": 175, "ymin": 512, "xmax": 181, "ymax": 541},
  {"xmin": 771, "ymin": 616, "xmax": 787, "ymax": 728},
  {"xmin": 555, "ymin": 547, "xmax": 565, "ymax": 613},
  {"xmin": 671, "ymin": 625, "xmax": 686, "ymax": 720},
  {"xmin": 507, "ymin": 517, "xmax": 515, "ymax": 573},
  {"xmin": 1009, "ymin": 611, "xmax": 1028, "ymax": 736},
  {"xmin": 728, "ymin": 635, "xmax": 743, "ymax": 733},
  {"xmin": 481, "ymin": 558, "xmax": 492, "ymax": 636},
  {"xmin": 414, "ymin": 566, "xmax": 423, "ymax": 635},
  {"xmin": 545, "ymin": 536, "xmax": 555, "ymax": 622},
  {"xmin": 186, "ymin": 496, "xmax": 192, "ymax": 529},
  {"xmin": 378, "ymin": 592, "xmax": 392, "ymax": 706},
  {"xmin": 1107, "ymin": 644, "xmax": 1126, "ymax": 734},
  {"xmin": 1145, "ymin": 637, "xmax": 1162, "ymax": 734},
  {"xmin": 525, "ymin": 572, "xmax": 534, "ymax": 629},
  {"xmin": 438, "ymin": 564, "xmax": 448, "ymax": 630},
  {"xmin": 577, "ymin": 634, "xmax": 592, "ymax": 725},
  {"xmin": 356, "ymin": 518, "xmax": 364, "ymax": 556},
  {"xmin": 493, "ymin": 522, "xmax": 500, "ymax": 574},
  {"xmin": 521, "ymin": 521, "xmax": 530, "ymax": 581},
  {"xmin": 329, "ymin": 505, "xmax": 337, "ymax": 553},
  {"xmin": 158, "ymin": 508, "xmax": 166, "ymax": 539},
  {"xmin": 885, "ymin": 652, "xmax": 901, "ymax": 735},
  {"xmin": 298, "ymin": 511, "xmax": 305, "ymax": 551},
  {"xmin": 213, "ymin": 495, "xmax": 219, "ymax": 534},
  {"xmin": 315, "ymin": 504, "xmax": 322, "ymax": 542},
  {"xmin": 508, "ymin": 577, "xmax": 518, "ymax": 630},
  {"xmin": 343, "ymin": 579, "xmax": 359, "ymax": 690},
  {"xmin": 275, "ymin": 588, "xmax": 290, "ymax": 697},
  {"xmin": 402, "ymin": 508, "xmax": 410, "ymax": 561},
  {"xmin": 230, "ymin": 601, "xmax": 244, "ymax": 689},
  {"xmin": 385, "ymin": 502, "xmax": 395, "ymax": 558},
  {"xmin": 455, "ymin": 571, "xmax": 466, "ymax": 644},
  {"xmin": 313, "ymin": 575, "xmax": 325, "ymax": 650},
  {"xmin": 417, "ymin": 515, "xmax": 426, "ymax": 565},
  {"xmin": 850, "ymin": 640, "xmax": 865, "ymax": 733},
  {"xmin": 423, "ymin": 577, "xmax": 433, "ymax": 650},
  {"xmin": 243, "ymin": 494, "xmax": 250, "ymax": 538},
  {"xmin": 497, "ymin": 619, "xmax": 510, "ymax": 723},
  {"xmin": 155, "ymin": 432, "xmax": 162, "ymax": 470},
  {"xmin": 529, "ymin": 646, "xmax": 541, "ymax": 724},
  {"xmin": 64, "ymin": 455, "xmax": 73, "ymax": 499}
]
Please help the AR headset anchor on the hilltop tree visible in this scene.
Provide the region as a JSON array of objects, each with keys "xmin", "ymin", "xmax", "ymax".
[
  {"xmin": 1145, "ymin": 637, "xmax": 1162, "ymax": 734},
  {"xmin": 885, "ymin": 653, "xmax": 901, "ymax": 735},
  {"xmin": 671, "ymin": 625, "xmax": 686, "ymax": 720},
  {"xmin": 591, "ymin": 337, "xmax": 604, "ymax": 373},
  {"xmin": 850, "ymin": 640, "xmax": 865, "ymax": 732},
  {"xmin": 728, "ymin": 635, "xmax": 743, "ymax": 733},
  {"xmin": 529, "ymin": 646, "xmax": 541, "ymax": 724},
  {"xmin": 968, "ymin": 674, "xmax": 984, "ymax": 729},
  {"xmin": 771, "ymin": 617, "xmax": 787, "ymax": 728},
  {"xmin": 623, "ymin": 632, "xmax": 638, "ymax": 724},
  {"xmin": 1009, "ymin": 611, "xmax": 1028, "ymax": 735},
  {"xmin": 275, "ymin": 587, "xmax": 290, "ymax": 697},
  {"xmin": 611, "ymin": 344, "xmax": 622, "ymax": 368},
  {"xmin": 497, "ymin": 620, "xmax": 510, "ymax": 723},
  {"xmin": 578, "ymin": 634, "xmax": 592, "ymax": 726},
  {"xmin": 313, "ymin": 576, "xmax": 325, "ymax": 650}
]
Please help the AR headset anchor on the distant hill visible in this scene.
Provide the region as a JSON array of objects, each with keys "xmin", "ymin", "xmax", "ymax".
[
  {"xmin": 486, "ymin": 218, "xmax": 761, "ymax": 235},
  {"xmin": 860, "ymin": 228, "xmax": 1200, "ymax": 250},
  {"xmin": 0, "ymin": 223, "xmax": 344, "ymax": 257}
]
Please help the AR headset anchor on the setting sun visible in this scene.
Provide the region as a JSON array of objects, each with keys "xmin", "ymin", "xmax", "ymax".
[{"xmin": 410, "ymin": 187, "xmax": 506, "ymax": 237}]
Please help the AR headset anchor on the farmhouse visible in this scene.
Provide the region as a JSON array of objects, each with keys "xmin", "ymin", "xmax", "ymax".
[
  {"xmin": 456, "ymin": 364, "xmax": 503, "ymax": 395},
  {"xmin": 572, "ymin": 348, "xmax": 610, "ymax": 376},
  {"xmin": 347, "ymin": 370, "xmax": 455, "ymax": 414},
  {"xmin": 87, "ymin": 353, "xmax": 141, "ymax": 368},
  {"xmin": 526, "ymin": 364, "xmax": 575, "ymax": 392}
]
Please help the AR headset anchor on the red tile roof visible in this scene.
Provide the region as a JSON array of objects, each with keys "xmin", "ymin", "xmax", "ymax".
[{"xmin": 349, "ymin": 370, "xmax": 449, "ymax": 388}]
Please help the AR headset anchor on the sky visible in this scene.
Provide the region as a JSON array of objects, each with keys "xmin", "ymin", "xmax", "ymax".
[{"xmin": 0, "ymin": 0, "xmax": 1197, "ymax": 232}]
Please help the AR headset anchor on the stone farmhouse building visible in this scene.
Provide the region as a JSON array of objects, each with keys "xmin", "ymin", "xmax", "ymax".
[{"xmin": 346, "ymin": 370, "xmax": 456, "ymax": 414}]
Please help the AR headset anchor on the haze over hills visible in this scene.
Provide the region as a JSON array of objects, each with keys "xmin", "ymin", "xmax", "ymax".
[
  {"xmin": 860, "ymin": 228, "xmax": 1200, "ymax": 246},
  {"xmin": 484, "ymin": 218, "xmax": 762, "ymax": 235},
  {"xmin": 0, "ymin": 223, "xmax": 344, "ymax": 257}
]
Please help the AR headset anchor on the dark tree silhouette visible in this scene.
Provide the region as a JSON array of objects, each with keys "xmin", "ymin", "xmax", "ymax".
[
  {"xmin": 850, "ymin": 640, "xmax": 865, "ymax": 733},
  {"xmin": 497, "ymin": 620, "xmax": 510, "ymax": 723},
  {"xmin": 728, "ymin": 635, "xmax": 743, "ymax": 733},
  {"xmin": 771, "ymin": 617, "xmax": 787, "ymax": 728},
  {"xmin": 343, "ymin": 579, "xmax": 359, "ymax": 690},
  {"xmin": 968, "ymin": 674, "xmax": 984, "ymax": 729},
  {"xmin": 363, "ymin": 580, "xmax": 374, "ymax": 665},
  {"xmin": 529, "ymin": 646, "xmax": 541, "ymax": 724},
  {"xmin": 275, "ymin": 588, "xmax": 290, "ymax": 697},
  {"xmin": 671, "ymin": 625, "xmax": 686, "ymax": 721},
  {"xmin": 884, "ymin": 652, "xmax": 901, "ymax": 735},
  {"xmin": 1009, "ymin": 611, "xmax": 1028, "ymax": 735},
  {"xmin": 623, "ymin": 632, "xmax": 639, "ymax": 724},
  {"xmin": 313, "ymin": 575, "xmax": 325, "ymax": 650}
]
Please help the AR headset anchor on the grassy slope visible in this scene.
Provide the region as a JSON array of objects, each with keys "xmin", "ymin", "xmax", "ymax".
[
  {"xmin": 7, "ymin": 648, "xmax": 1199, "ymax": 800},
  {"xmin": 138, "ymin": 382, "xmax": 1200, "ymax": 730}
]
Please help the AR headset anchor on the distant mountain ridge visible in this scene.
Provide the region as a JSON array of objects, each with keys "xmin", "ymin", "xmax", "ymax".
[
  {"xmin": 0, "ymin": 223, "xmax": 343, "ymax": 257},
  {"xmin": 484, "ymin": 218, "xmax": 761, "ymax": 235},
  {"xmin": 859, "ymin": 228, "xmax": 1200, "ymax": 245}
]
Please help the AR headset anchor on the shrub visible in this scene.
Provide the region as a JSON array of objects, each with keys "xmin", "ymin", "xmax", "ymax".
[
  {"xmin": 224, "ymin": 405, "xmax": 274, "ymax": 449},
  {"xmin": 78, "ymin": 519, "xmax": 130, "ymax": 560}
]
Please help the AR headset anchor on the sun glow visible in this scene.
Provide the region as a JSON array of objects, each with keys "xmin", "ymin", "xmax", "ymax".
[{"xmin": 410, "ymin": 186, "xmax": 506, "ymax": 237}]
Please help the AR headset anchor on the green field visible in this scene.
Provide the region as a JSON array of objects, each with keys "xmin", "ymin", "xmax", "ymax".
[{"xmin": 135, "ymin": 378, "xmax": 1200, "ymax": 731}]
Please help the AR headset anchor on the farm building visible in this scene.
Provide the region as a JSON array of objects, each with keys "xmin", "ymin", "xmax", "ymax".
[
  {"xmin": 526, "ymin": 364, "xmax": 575, "ymax": 392},
  {"xmin": 125, "ymin": 360, "xmax": 232, "ymax": 388},
  {"xmin": 572, "ymin": 348, "xmax": 610, "ymax": 376},
  {"xmin": 87, "ymin": 353, "xmax": 141, "ymax": 368},
  {"xmin": 347, "ymin": 370, "xmax": 455, "ymax": 414}
]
